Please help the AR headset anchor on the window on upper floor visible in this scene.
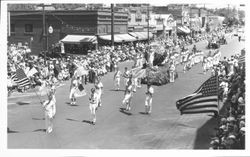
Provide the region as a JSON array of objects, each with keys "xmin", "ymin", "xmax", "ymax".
[
  {"xmin": 25, "ymin": 24, "xmax": 33, "ymax": 33},
  {"xmin": 11, "ymin": 24, "xmax": 15, "ymax": 33},
  {"xmin": 136, "ymin": 18, "xmax": 142, "ymax": 22}
]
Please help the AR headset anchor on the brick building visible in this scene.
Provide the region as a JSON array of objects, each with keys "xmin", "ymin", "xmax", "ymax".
[{"xmin": 8, "ymin": 9, "xmax": 128, "ymax": 55}]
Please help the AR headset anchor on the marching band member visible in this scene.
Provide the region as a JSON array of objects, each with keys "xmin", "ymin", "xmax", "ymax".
[
  {"xmin": 69, "ymin": 75, "xmax": 80, "ymax": 105},
  {"xmin": 145, "ymin": 83, "xmax": 154, "ymax": 114},
  {"xmin": 202, "ymin": 56, "xmax": 208, "ymax": 74},
  {"xmin": 89, "ymin": 88, "xmax": 98, "ymax": 125},
  {"xmin": 42, "ymin": 85, "xmax": 56, "ymax": 134},
  {"xmin": 122, "ymin": 77, "xmax": 133, "ymax": 111},
  {"xmin": 95, "ymin": 77, "xmax": 103, "ymax": 107},
  {"xmin": 114, "ymin": 67, "xmax": 121, "ymax": 91},
  {"xmin": 123, "ymin": 67, "xmax": 130, "ymax": 87},
  {"xmin": 169, "ymin": 62, "xmax": 176, "ymax": 83}
]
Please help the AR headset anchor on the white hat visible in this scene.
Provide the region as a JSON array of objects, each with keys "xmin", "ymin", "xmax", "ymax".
[
  {"xmin": 228, "ymin": 134, "xmax": 236, "ymax": 139},
  {"xmin": 240, "ymin": 127, "xmax": 245, "ymax": 132}
]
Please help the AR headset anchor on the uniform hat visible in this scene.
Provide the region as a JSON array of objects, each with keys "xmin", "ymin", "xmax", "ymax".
[
  {"xmin": 227, "ymin": 116, "xmax": 236, "ymax": 122},
  {"xmin": 228, "ymin": 134, "xmax": 236, "ymax": 139},
  {"xmin": 240, "ymin": 127, "xmax": 245, "ymax": 132}
]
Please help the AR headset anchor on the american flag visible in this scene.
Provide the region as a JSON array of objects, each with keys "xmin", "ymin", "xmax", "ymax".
[
  {"xmin": 176, "ymin": 76, "xmax": 219, "ymax": 114},
  {"xmin": 11, "ymin": 68, "xmax": 31, "ymax": 87},
  {"xmin": 238, "ymin": 55, "xmax": 245, "ymax": 64}
]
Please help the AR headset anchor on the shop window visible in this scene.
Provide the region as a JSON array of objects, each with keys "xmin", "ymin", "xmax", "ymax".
[
  {"xmin": 25, "ymin": 24, "xmax": 33, "ymax": 33},
  {"xmin": 136, "ymin": 19, "xmax": 142, "ymax": 22},
  {"xmin": 11, "ymin": 24, "xmax": 15, "ymax": 33}
]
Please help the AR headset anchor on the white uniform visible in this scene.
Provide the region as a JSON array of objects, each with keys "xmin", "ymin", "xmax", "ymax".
[
  {"xmin": 169, "ymin": 64, "xmax": 175, "ymax": 83},
  {"xmin": 145, "ymin": 86, "xmax": 154, "ymax": 114},
  {"xmin": 95, "ymin": 82, "xmax": 103, "ymax": 107},
  {"xmin": 123, "ymin": 71, "xmax": 130, "ymax": 86},
  {"xmin": 43, "ymin": 93, "xmax": 56, "ymax": 133},
  {"xmin": 122, "ymin": 85, "xmax": 133, "ymax": 111},
  {"xmin": 69, "ymin": 79, "xmax": 78, "ymax": 100},
  {"xmin": 114, "ymin": 70, "xmax": 121, "ymax": 90},
  {"xmin": 89, "ymin": 92, "xmax": 98, "ymax": 123}
]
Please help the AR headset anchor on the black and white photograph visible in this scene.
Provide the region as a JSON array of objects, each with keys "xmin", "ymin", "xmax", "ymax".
[{"xmin": 0, "ymin": 0, "xmax": 249, "ymax": 157}]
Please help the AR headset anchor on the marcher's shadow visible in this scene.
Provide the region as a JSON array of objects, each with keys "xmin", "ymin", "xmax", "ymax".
[
  {"xmin": 139, "ymin": 112, "xmax": 148, "ymax": 115},
  {"xmin": 7, "ymin": 127, "xmax": 19, "ymax": 133},
  {"xmin": 16, "ymin": 101, "xmax": 31, "ymax": 105},
  {"xmin": 66, "ymin": 102, "xmax": 79, "ymax": 106},
  {"xmin": 66, "ymin": 118, "xmax": 93, "ymax": 125},
  {"xmin": 109, "ymin": 89, "xmax": 125, "ymax": 92},
  {"xmin": 82, "ymin": 120, "xmax": 93, "ymax": 125},
  {"xmin": 198, "ymin": 72, "xmax": 205, "ymax": 75},
  {"xmin": 119, "ymin": 108, "xmax": 132, "ymax": 116},
  {"xmin": 32, "ymin": 129, "xmax": 46, "ymax": 133},
  {"xmin": 32, "ymin": 117, "xmax": 45, "ymax": 120}
]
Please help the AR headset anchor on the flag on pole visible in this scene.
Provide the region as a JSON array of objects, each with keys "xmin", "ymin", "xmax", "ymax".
[
  {"xmin": 27, "ymin": 67, "xmax": 38, "ymax": 77},
  {"xmin": 11, "ymin": 68, "xmax": 31, "ymax": 87},
  {"xmin": 238, "ymin": 55, "xmax": 245, "ymax": 64},
  {"xmin": 130, "ymin": 67, "xmax": 146, "ymax": 79},
  {"xmin": 176, "ymin": 76, "xmax": 218, "ymax": 115},
  {"xmin": 74, "ymin": 84, "xmax": 87, "ymax": 98}
]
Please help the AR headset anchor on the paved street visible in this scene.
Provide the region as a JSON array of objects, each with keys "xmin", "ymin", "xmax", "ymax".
[{"xmin": 8, "ymin": 35, "xmax": 244, "ymax": 149}]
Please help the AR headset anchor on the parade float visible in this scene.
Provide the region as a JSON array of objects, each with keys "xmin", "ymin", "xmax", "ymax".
[{"xmin": 136, "ymin": 42, "xmax": 179, "ymax": 86}]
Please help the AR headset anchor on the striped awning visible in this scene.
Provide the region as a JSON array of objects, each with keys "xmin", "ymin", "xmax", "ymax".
[
  {"xmin": 60, "ymin": 35, "xmax": 97, "ymax": 44},
  {"xmin": 177, "ymin": 26, "xmax": 191, "ymax": 34},
  {"xmin": 128, "ymin": 32, "xmax": 153, "ymax": 40},
  {"xmin": 98, "ymin": 34, "xmax": 137, "ymax": 43}
]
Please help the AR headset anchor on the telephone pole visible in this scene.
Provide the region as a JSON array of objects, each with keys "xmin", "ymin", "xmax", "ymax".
[{"xmin": 111, "ymin": 3, "xmax": 114, "ymax": 47}]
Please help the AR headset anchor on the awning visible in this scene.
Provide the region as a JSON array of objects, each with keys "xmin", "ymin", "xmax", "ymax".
[
  {"xmin": 98, "ymin": 34, "xmax": 137, "ymax": 43},
  {"xmin": 60, "ymin": 35, "xmax": 97, "ymax": 44},
  {"xmin": 177, "ymin": 26, "xmax": 191, "ymax": 34},
  {"xmin": 128, "ymin": 32, "xmax": 153, "ymax": 40}
]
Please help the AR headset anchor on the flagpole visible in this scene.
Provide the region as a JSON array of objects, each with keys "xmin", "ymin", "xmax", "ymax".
[{"xmin": 216, "ymin": 71, "xmax": 220, "ymax": 116}]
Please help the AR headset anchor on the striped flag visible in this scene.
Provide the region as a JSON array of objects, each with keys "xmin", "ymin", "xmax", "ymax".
[
  {"xmin": 176, "ymin": 76, "xmax": 219, "ymax": 115},
  {"xmin": 238, "ymin": 55, "xmax": 245, "ymax": 64},
  {"xmin": 11, "ymin": 68, "xmax": 31, "ymax": 87}
]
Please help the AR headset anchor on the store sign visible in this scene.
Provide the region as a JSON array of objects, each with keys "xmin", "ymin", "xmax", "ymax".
[{"xmin": 62, "ymin": 26, "xmax": 96, "ymax": 34}]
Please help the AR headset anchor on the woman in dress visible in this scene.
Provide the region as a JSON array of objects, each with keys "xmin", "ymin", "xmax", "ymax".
[
  {"xmin": 42, "ymin": 85, "xmax": 56, "ymax": 134},
  {"xmin": 89, "ymin": 88, "xmax": 98, "ymax": 125}
]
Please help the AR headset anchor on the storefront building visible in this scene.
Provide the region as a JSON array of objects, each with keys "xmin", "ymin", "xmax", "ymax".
[{"xmin": 8, "ymin": 9, "xmax": 128, "ymax": 55}]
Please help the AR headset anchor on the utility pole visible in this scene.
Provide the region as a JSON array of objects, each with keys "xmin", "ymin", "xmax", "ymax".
[
  {"xmin": 42, "ymin": 4, "xmax": 46, "ymax": 63},
  {"xmin": 111, "ymin": 3, "xmax": 114, "ymax": 48},
  {"xmin": 147, "ymin": 4, "xmax": 150, "ymax": 45},
  {"xmin": 38, "ymin": 3, "xmax": 52, "ymax": 64}
]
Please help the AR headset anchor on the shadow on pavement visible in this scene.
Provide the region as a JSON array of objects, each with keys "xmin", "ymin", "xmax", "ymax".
[
  {"xmin": 119, "ymin": 108, "xmax": 132, "ymax": 116},
  {"xmin": 193, "ymin": 101, "xmax": 228, "ymax": 149},
  {"xmin": 139, "ymin": 112, "xmax": 148, "ymax": 115},
  {"xmin": 33, "ymin": 129, "xmax": 46, "ymax": 133},
  {"xmin": 16, "ymin": 101, "xmax": 31, "ymax": 105},
  {"xmin": 32, "ymin": 117, "xmax": 45, "ymax": 120},
  {"xmin": 7, "ymin": 128, "xmax": 19, "ymax": 134},
  {"xmin": 66, "ymin": 102, "xmax": 79, "ymax": 106},
  {"xmin": 66, "ymin": 118, "xmax": 93, "ymax": 125},
  {"xmin": 109, "ymin": 89, "xmax": 125, "ymax": 92},
  {"xmin": 82, "ymin": 120, "xmax": 94, "ymax": 125}
]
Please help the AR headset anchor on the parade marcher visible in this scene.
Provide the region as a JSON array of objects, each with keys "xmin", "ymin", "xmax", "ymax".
[
  {"xmin": 122, "ymin": 77, "xmax": 133, "ymax": 111},
  {"xmin": 123, "ymin": 67, "xmax": 130, "ymax": 87},
  {"xmin": 89, "ymin": 88, "xmax": 98, "ymax": 125},
  {"xmin": 42, "ymin": 84, "xmax": 56, "ymax": 134},
  {"xmin": 69, "ymin": 75, "xmax": 80, "ymax": 105},
  {"xmin": 145, "ymin": 83, "xmax": 154, "ymax": 114},
  {"xmin": 202, "ymin": 56, "xmax": 208, "ymax": 74},
  {"xmin": 95, "ymin": 77, "xmax": 103, "ymax": 107},
  {"xmin": 169, "ymin": 62, "xmax": 175, "ymax": 83},
  {"xmin": 113, "ymin": 67, "xmax": 121, "ymax": 91}
]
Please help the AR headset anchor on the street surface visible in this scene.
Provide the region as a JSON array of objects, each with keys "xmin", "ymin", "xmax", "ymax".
[{"xmin": 8, "ymin": 35, "xmax": 244, "ymax": 149}]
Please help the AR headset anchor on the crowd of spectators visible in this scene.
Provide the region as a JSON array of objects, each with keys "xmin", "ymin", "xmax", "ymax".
[
  {"xmin": 210, "ymin": 49, "xmax": 245, "ymax": 149},
  {"xmin": 7, "ymin": 27, "xmax": 231, "ymax": 95}
]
